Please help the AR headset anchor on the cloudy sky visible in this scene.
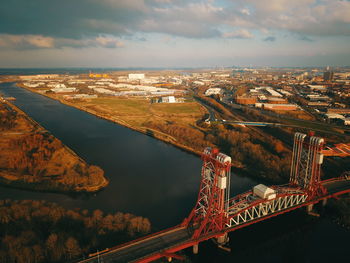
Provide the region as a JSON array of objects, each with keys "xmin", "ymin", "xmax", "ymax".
[{"xmin": 0, "ymin": 0, "xmax": 349, "ymax": 68}]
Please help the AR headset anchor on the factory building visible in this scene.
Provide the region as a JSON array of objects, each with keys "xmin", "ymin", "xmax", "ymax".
[
  {"xmin": 235, "ymin": 96, "xmax": 257, "ymax": 105},
  {"xmin": 160, "ymin": 96, "xmax": 176, "ymax": 103},
  {"xmin": 51, "ymin": 87, "xmax": 77, "ymax": 93},
  {"xmin": 255, "ymin": 103, "xmax": 298, "ymax": 111},
  {"xmin": 128, "ymin": 73, "xmax": 145, "ymax": 80},
  {"xmin": 205, "ymin": 88, "xmax": 222, "ymax": 96}
]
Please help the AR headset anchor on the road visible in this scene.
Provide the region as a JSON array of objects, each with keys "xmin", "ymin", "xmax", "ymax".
[
  {"xmin": 221, "ymin": 96, "xmax": 350, "ymax": 135},
  {"xmin": 197, "ymin": 94, "xmax": 350, "ymax": 138},
  {"xmin": 78, "ymin": 227, "xmax": 192, "ymax": 263},
  {"xmin": 193, "ymin": 97, "xmax": 217, "ymax": 122}
]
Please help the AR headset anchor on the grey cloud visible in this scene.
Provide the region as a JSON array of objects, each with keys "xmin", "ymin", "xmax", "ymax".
[
  {"xmin": 0, "ymin": 0, "xmax": 145, "ymax": 39},
  {"xmin": 0, "ymin": 0, "xmax": 349, "ymax": 48},
  {"xmin": 0, "ymin": 0, "xmax": 223, "ymax": 41},
  {"xmin": 263, "ymin": 36, "xmax": 276, "ymax": 42},
  {"xmin": 0, "ymin": 34, "xmax": 54, "ymax": 49},
  {"xmin": 223, "ymin": 29, "xmax": 254, "ymax": 39},
  {"xmin": 0, "ymin": 34, "xmax": 124, "ymax": 50},
  {"xmin": 232, "ymin": 0, "xmax": 350, "ymax": 37},
  {"xmin": 298, "ymin": 35, "xmax": 314, "ymax": 42}
]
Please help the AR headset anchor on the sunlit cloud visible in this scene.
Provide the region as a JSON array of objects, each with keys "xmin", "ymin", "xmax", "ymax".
[
  {"xmin": 0, "ymin": 34, "xmax": 125, "ymax": 49},
  {"xmin": 0, "ymin": 34, "xmax": 54, "ymax": 49},
  {"xmin": 223, "ymin": 29, "xmax": 254, "ymax": 39}
]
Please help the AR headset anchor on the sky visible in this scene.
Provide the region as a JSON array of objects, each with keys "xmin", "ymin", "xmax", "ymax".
[{"xmin": 0, "ymin": 0, "xmax": 350, "ymax": 68}]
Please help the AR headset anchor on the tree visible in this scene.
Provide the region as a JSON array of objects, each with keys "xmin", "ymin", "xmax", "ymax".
[
  {"xmin": 46, "ymin": 233, "xmax": 62, "ymax": 262},
  {"xmin": 92, "ymin": 209, "xmax": 103, "ymax": 225},
  {"xmin": 32, "ymin": 245, "xmax": 44, "ymax": 263},
  {"xmin": 65, "ymin": 237, "xmax": 81, "ymax": 260}
]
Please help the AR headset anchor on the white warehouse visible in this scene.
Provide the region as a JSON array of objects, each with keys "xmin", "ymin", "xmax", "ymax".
[
  {"xmin": 205, "ymin": 88, "xmax": 222, "ymax": 96},
  {"xmin": 128, "ymin": 73, "xmax": 145, "ymax": 80}
]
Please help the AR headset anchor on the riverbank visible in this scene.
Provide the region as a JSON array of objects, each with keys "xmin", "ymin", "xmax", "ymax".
[
  {"xmin": 0, "ymin": 98, "xmax": 109, "ymax": 193},
  {"xmin": 17, "ymin": 82, "xmax": 204, "ymax": 156}
]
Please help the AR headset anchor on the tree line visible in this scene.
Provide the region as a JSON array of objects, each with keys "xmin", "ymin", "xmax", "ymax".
[{"xmin": 0, "ymin": 200, "xmax": 151, "ymax": 262}]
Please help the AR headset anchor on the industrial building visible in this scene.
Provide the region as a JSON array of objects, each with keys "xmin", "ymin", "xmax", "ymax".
[
  {"xmin": 235, "ymin": 96, "xmax": 256, "ymax": 105},
  {"xmin": 255, "ymin": 103, "xmax": 298, "ymax": 111},
  {"xmin": 205, "ymin": 88, "xmax": 222, "ymax": 96},
  {"xmin": 307, "ymin": 85, "xmax": 327, "ymax": 92},
  {"xmin": 51, "ymin": 87, "xmax": 77, "ymax": 93},
  {"xmin": 266, "ymin": 97, "xmax": 288, "ymax": 104},
  {"xmin": 128, "ymin": 73, "xmax": 145, "ymax": 80},
  {"xmin": 160, "ymin": 96, "xmax": 176, "ymax": 103}
]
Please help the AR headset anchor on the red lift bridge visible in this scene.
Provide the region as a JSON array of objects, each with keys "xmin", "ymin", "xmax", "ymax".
[{"xmin": 78, "ymin": 133, "xmax": 350, "ymax": 263}]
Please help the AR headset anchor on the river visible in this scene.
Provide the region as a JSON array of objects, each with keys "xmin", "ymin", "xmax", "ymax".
[{"xmin": 0, "ymin": 82, "xmax": 349, "ymax": 262}]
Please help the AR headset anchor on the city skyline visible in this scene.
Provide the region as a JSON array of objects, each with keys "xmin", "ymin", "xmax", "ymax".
[{"xmin": 1, "ymin": 0, "xmax": 350, "ymax": 68}]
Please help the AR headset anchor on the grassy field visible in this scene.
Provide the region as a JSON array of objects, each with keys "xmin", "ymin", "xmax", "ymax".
[
  {"xmin": 77, "ymin": 97, "xmax": 205, "ymax": 128},
  {"xmin": 151, "ymin": 103, "xmax": 202, "ymax": 115}
]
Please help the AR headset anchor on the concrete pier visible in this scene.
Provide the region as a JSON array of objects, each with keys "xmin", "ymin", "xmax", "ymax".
[
  {"xmin": 217, "ymin": 233, "xmax": 229, "ymax": 245},
  {"xmin": 193, "ymin": 244, "xmax": 199, "ymax": 255},
  {"xmin": 307, "ymin": 203, "xmax": 320, "ymax": 217},
  {"xmin": 307, "ymin": 204, "xmax": 314, "ymax": 213},
  {"xmin": 322, "ymin": 198, "xmax": 327, "ymax": 206}
]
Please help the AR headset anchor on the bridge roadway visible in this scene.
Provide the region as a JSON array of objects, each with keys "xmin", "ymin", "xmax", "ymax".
[
  {"xmin": 78, "ymin": 226, "xmax": 193, "ymax": 263},
  {"xmin": 77, "ymin": 179, "xmax": 350, "ymax": 263}
]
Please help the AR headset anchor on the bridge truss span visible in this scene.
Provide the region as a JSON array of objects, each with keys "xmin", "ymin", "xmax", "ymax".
[{"xmin": 226, "ymin": 191, "xmax": 308, "ymax": 228}]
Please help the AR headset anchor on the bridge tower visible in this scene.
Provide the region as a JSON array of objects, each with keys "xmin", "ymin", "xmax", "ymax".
[
  {"xmin": 184, "ymin": 147, "xmax": 232, "ymax": 239},
  {"xmin": 289, "ymin": 132, "xmax": 327, "ymax": 198}
]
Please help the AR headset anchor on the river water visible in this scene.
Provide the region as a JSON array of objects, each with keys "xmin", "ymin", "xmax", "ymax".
[{"xmin": 0, "ymin": 82, "xmax": 349, "ymax": 262}]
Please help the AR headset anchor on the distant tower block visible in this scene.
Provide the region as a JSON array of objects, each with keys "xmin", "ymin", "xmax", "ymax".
[{"xmin": 323, "ymin": 66, "xmax": 334, "ymax": 82}]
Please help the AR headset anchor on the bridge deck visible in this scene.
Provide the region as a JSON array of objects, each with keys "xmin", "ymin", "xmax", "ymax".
[{"xmin": 78, "ymin": 226, "xmax": 192, "ymax": 263}]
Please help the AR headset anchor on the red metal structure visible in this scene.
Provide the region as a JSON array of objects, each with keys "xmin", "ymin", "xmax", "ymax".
[
  {"xmin": 183, "ymin": 147, "xmax": 232, "ymax": 239},
  {"xmin": 78, "ymin": 133, "xmax": 350, "ymax": 263},
  {"xmin": 289, "ymin": 132, "xmax": 327, "ymax": 199}
]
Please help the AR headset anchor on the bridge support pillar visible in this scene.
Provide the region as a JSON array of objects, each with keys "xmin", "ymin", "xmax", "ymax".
[
  {"xmin": 307, "ymin": 204, "xmax": 313, "ymax": 213},
  {"xmin": 217, "ymin": 233, "xmax": 229, "ymax": 246},
  {"xmin": 193, "ymin": 244, "xmax": 199, "ymax": 255},
  {"xmin": 307, "ymin": 203, "xmax": 320, "ymax": 217},
  {"xmin": 216, "ymin": 233, "xmax": 231, "ymax": 252},
  {"xmin": 322, "ymin": 198, "xmax": 327, "ymax": 206}
]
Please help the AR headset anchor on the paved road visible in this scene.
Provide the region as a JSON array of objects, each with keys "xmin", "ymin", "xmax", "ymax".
[
  {"xmin": 221, "ymin": 98, "xmax": 350, "ymax": 134},
  {"xmin": 78, "ymin": 227, "xmax": 192, "ymax": 263},
  {"xmin": 193, "ymin": 97, "xmax": 217, "ymax": 122}
]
